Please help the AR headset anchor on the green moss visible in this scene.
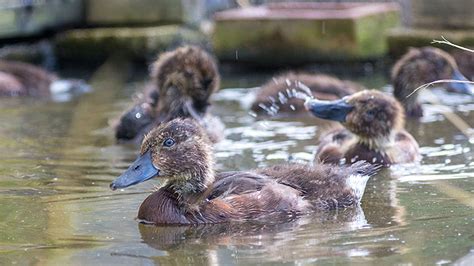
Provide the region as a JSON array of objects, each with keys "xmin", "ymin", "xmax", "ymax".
[
  {"xmin": 213, "ymin": 9, "xmax": 400, "ymax": 64},
  {"xmin": 355, "ymin": 11, "xmax": 400, "ymax": 58}
]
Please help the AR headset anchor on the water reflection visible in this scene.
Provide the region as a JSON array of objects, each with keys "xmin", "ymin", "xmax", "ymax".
[
  {"xmin": 137, "ymin": 206, "xmax": 380, "ymax": 264},
  {"xmin": 0, "ymin": 66, "xmax": 473, "ymax": 264}
]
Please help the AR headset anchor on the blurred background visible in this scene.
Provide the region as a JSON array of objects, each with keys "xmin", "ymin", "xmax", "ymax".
[{"xmin": 0, "ymin": 0, "xmax": 472, "ymax": 68}]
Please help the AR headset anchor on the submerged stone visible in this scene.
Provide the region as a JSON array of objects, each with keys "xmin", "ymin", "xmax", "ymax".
[{"xmin": 212, "ymin": 2, "xmax": 400, "ymax": 65}]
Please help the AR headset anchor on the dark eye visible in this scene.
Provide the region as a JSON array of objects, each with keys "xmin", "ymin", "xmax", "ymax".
[
  {"xmin": 163, "ymin": 138, "xmax": 175, "ymax": 147},
  {"xmin": 366, "ymin": 109, "xmax": 376, "ymax": 120}
]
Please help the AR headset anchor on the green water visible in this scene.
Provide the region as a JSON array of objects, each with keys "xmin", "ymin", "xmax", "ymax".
[{"xmin": 0, "ymin": 60, "xmax": 473, "ymax": 265}]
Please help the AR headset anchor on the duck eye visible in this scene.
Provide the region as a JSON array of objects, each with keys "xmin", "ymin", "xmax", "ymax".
[{"xmin": 163, "ymin": 138, "xmax": 175, "ymax": 147}]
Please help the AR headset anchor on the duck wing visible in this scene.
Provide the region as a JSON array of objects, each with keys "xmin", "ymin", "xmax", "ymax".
[
  {"xmin": 207, "ymin": 171, "xmax": 309, "ymax": 220},
  {"xmin": 315, "ymin": 128, "xmax": 355, "ymax": 164},
  {"xmin": 254, "ymin": 161, "xmax": 379, "ymax": 209},
  {"xmin": 208, "ymin": 171, "xmax": 270, "ymax": 200}
]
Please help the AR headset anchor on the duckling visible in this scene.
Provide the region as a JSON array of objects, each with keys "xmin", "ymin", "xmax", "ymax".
[
  {"xmin": 305, "ymin": 90, "xmax": 420, "ymax": 166},
  {"xmin": 110, "ymin": 118, "xmax": 378, "ymax": 225},
  {"xmin": 0, "ymin": 59, "xmax": 90, "ymax": 98},
  {"xmin": 115, "ymin": 46, "xmax": 222, "ymax": 143},
  {"xmin": 392, "ymin": 47, "xmax": 473, "ymax": 117},
  {"xmin": 250, "ymin": 73, "xmax": 365, "ymax": 115}
]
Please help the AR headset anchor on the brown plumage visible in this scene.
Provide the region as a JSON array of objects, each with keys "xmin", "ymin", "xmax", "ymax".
[
  {"xmin": 392, "ymin": 47, "xmax": 472, "ymax": 117},
  {"xmin": 306, "ymin": 90, "xmax": 420, "ymax": 167},
  {"xmin": 115, "ymin": 46, "xmax": 222, "ymax": 143},
  {"xmin": 250, "ymin": 73, "xmax": 365, "ymax": 115},
  {"xmin": 451, "ymin": 49, "xmax": 474, "ymax": 80},
  {"xmin": 110, "ymin": 118, "xmax": 379, "ymax": 225},
  {"xmin": 0, "ymin": 60, "xmax": 55, "ymax": 97}
]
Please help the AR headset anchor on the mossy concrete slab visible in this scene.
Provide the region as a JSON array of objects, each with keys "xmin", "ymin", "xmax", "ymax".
[
  {"xmin": 412, "ymin": 0, "xmax": 474, "ymax": 29},
  {"xmin": 387, "ymin": 27, "xmax": 474, "ymax": 57},
  {"xmin": 85, "ymin": 0, "xmax": 204, "ymax": 27},
  {"xmin": 212, "ymin": 2, "xmax": 400, "ymax": 65},
  {"xmin": 54, "ymin": 25, "xmax": 209, "ymax": 62},
  {"xmin": 0, "ymin": 0, "xmax": 83, "ymax": 39}
]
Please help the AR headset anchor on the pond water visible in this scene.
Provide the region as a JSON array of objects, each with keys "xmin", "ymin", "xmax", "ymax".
[{"xmin": 0, "ymin": 59, "xmax": 473, "ymax": 265}]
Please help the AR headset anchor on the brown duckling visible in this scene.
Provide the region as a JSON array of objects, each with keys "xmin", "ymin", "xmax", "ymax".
[
  {"xmin": 305, "ymin": 90, "xmax": 420, "ymax": 167},
  {"xmin": 250, "ymin": 73, "xmax": 365, "ymax": 115},
  {"xmin": 392, "ymin": 47, "xmax": 473, "ymax": 117},
  {"xmin": 0, "ymin": 59, "xmax": 89, "ymax": 98},
  {"xmin": 110, "ymin": 118, "xmax": 378, "ymax": 225},
  {"xmin": 115, "ymin": 46, "xmax": 221, "ymax": 143}
]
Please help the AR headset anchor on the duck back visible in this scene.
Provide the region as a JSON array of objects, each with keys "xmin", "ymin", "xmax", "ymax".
[
  {"xmin": 0, "ymin": 60, "xmax": 54, "ymax": 97},
  {"xmin": 137, "ymin": 162, "xmax": 377, "ymax": 224}
]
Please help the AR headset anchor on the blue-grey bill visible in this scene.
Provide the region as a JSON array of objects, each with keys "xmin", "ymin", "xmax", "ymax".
[
  {"xmin": 110, "ymin": 150, "xmax": 159, "ymax": 190},
  {"xmin": 449, "ymin": 70, "xmax": 473, "ymax": 95},
  {"xmin": 304, "ymin": 98, "xmax": 354, "ymax": 122}
]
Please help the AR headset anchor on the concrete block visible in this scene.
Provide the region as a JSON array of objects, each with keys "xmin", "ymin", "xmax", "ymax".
[
  {"xmin": 412, "ymin": 0, "xmax": 474, "ymax": 29},
  {"xmin": 387, "ymin": 27, "xmax": 474, "ymax": 57},
  {"xmin": 0, "ymin": 0, "xmax": 83, "ymax": 39},
  {"xmin": 85, "ymin": 0, "xmax": 205, "ymax": 26},
  {"xmin": 212, "ymin": 2, "xmax": 400, "ymax": 65},
  {"xmin": 54, "ymin": 25, "xmax": 209, "ymax": 62}
]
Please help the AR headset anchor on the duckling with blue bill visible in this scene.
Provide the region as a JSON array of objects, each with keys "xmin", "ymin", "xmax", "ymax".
[
  {"xmin": 392, "ymin": 47, "xmax": 473, "ymax": 117},
  {"xmin": 110, "ymin": 118, "xmax": 379, "ymax": 225},
  {"xmin": 305, "ymin": 90, "xmax": 420, "ymax": 167}
]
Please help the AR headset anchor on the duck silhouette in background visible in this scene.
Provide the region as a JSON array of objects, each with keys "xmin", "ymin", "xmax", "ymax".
[
  {"xmin": 392, "ymin": 47, "xmax": 473, "ymax": 117},
  {"xmin": 110, "ymin": 118, "xmax": 379, "ymax": 225},
  {"xmin": 305, "ymin": 90, "xmax": 420, "ymax": 167},
  {"xmin": 0, "ymin": 59, "xmax": 90, "ymax": 100},
  {"xmin": 115, "ymin": 46, "xmax": 222, "ymax": 144}
]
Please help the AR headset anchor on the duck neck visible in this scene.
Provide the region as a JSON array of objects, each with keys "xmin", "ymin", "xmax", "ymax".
[
  {"xmin": 158, "ymin": 92, "xmax": 205, "ymax": 122},
  {"xmin": 356, "ymin": 133, "xmax": 394, "ymax": 153},
  {"xmin": 165, "ymin": 165, "xmax": 215, "ymax": 211},
  {"xmin": 394, "ymin": 75, "xmax": 424, "ymax": 117}
]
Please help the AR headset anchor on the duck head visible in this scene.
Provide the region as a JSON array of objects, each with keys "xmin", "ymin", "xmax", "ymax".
[
  {"xmin": 305, "ymin": 90, "xmax": 404, "ymax": 148},
  {"xmin": 110, "ymin": 118, "xmax": 214, "ymax": 193},
  {"xmin": 115, "ymin": 102, "xmax": 155, "ymax": 141},
  {"xmin": 152, "ymin": 46, "xmax": 220, "ymax": 121},
  {"xmin": 392, "ymin": 47, "xmax": 473, "ymax": 117}
]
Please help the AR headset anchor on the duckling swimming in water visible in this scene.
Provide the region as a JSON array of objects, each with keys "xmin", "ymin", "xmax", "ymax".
[
  {"xmin": 110, "ymin": 118, "xmax": 378, "ymax": 225},
  {"xmin": 250, "ymin": 73, "xmax": 365, "ymax": 116},
  {"xmin": 115, "ymin": 46, "xmax": 222, "ymax": 143},
  {"xmin": 392, "ymin": 47, "xmax": 473, "ymax": 117},
  {"xmin": 305, "ymin": 90, "xmax": 420, "ymax": 167},
  {"xmin": 0, "ymin": 60, "xmax": 90, "ymax": 98}
]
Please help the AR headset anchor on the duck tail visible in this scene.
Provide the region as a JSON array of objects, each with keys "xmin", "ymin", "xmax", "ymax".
[{"xmin": 346, "ymin": 161, "xmax": 381, "ymax": 201}]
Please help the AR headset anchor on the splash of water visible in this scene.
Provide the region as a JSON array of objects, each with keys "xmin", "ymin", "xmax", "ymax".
[{"xmin": 258, "ymin": 80, "xmax": 314, "ymax": 116}]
